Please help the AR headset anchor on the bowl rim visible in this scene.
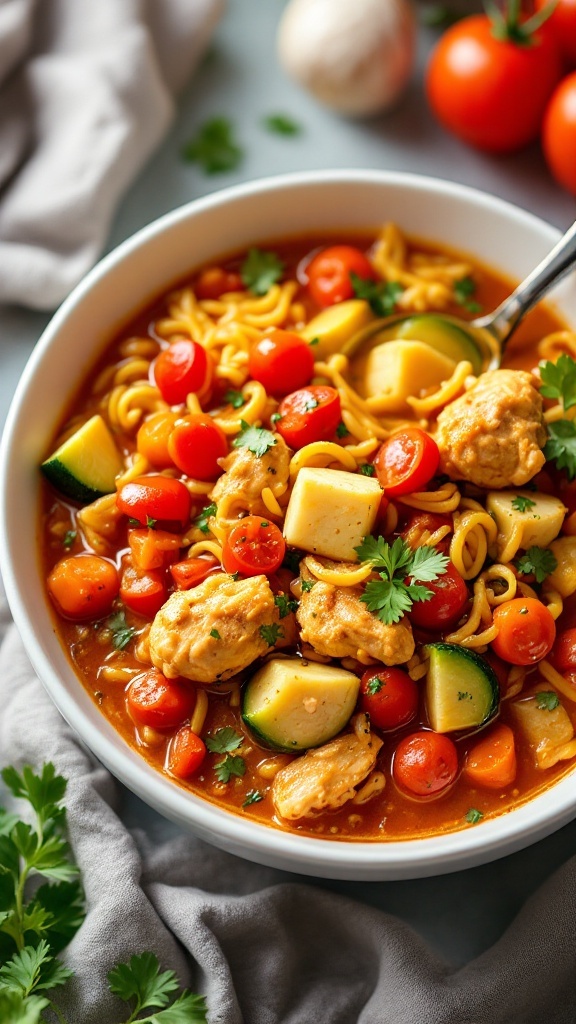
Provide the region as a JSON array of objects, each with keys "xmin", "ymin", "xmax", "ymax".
[{"xmin": 2, "ymin": 168, "xmax": 575, "ymax": 880}]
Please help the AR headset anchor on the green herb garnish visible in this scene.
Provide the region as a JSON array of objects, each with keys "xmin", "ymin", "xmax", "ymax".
[
  {"xmin": 516, "ymin": 546, "xmax": 558, "ymax": 584},
  {"xmin": 300, "ymin": 579, "xmax": 316, "ymax": 593},
  {"xmin": 259, "ymin": 623, "xmax": 284, "ymax": 647},
  {"xmin": 209, "ymin": 629, "xmax": 221, "ymax": 640},
  {"xmin": 336, "ymin": 421, "xmax": 350, "ymax": 438},
  {"xmin": 233, "ymin": 420, "xmax": 277, "ymax": 457},
  {"xmin": 350, "ymin": 274, "xmax": 403, "ymax": 317},
  {"xmin": 354, "ymin": 536, "xmax": 450, "ymax": 626},
  {"xmin": 359, "ymin": 464, "xmax": 375, "ymax": 476},
  {"xmin": 366, "ymin": 676, "xmax": 384, "ymax": 695},
  {"xmin": 539, "ymin": 354, "xmax": 576, "ymax": 411},
  {"xmin": 194, "ymin": 502, "xmax": 217, "ymax": 534},
  {"xmin": 241, "ymin": 248, "xmax": 284, "ymax": 295},
  {"xmin": 106, "ymin": 610, "xmax": 136, "ymax": 651},
  {"xmin": 181, "ymin": 116, "xmax": 243, "ymax": 174},
  {"xmin": 214, "ymin": 755, "xmax": 246, "ymax": 784},
  {"xmin": 511, "ymin": 495, "xmax": 536, "ymax": 513},
  {"xmin": 62, "ymin": 530, "xmax": 76, "ymax": 551},
  {"xmin": 242, "ymin": 790, "xmax": 264, "ymax": 807},
  {"xmin": 206, "ymin": 728, "xmax": 243, "ymax": 754},
  {"xmin": 274, "ymin": 594, "xmax": 298, "ymax": 618},
  {"xmin": 108, "ymin": 952, "xmax": 207, "ymax": 1022},
  {"xmin": 465, "ymin": 808, "xmax": 484, "ymax": 824},
  {"xmin": 544, "ymin": 419, "xmax": 576, "ymax": 479},
  {"xmin": 146, "ymin": 516, "xmax": 157, "ymax": 529},
  {"xmin": 262, "ymin": 114, "xmax": 302, "ymax": 136},
  {"xmin": 282, "ymin": 549, "xmax": 302, "ymax": 574},
  {"xmin": 454, "ymin": 276, "xmax": 481, "ymax": 313},
  {"xmin": 225, "ymin": 389, "xmax": 245, "ymax": 409},
  {"xmin": 535, "ymin": 691, "xmax": 560, "ymax": 711}
]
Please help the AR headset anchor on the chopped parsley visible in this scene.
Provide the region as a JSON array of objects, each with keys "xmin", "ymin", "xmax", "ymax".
[
  {"xmin": 465, "ymin": 808, "xmax": 484, "ymax": 824},
  {"xmin": 146, "ymin": 515, "xmax": 157, "ymax": 529},
  {"xmin": 181, "ymin": 116, "xmax": 243, "ymax": 174},
  {"xmin": 516, "ymin": 546, "xmax": 558, "ymax": 584},
  {"xmin": 366, "ymin": 676, "xmax": 384, "ymax": 695},
  {"xmin": 458, "ymin": 691, "xmax": 472, "ymax": 701},
  {"xmin": 243, "ymin": 789, "xmax": 264, "ymax": 807},
  {"xmin": 536, "ymin": 690, "xmax": 560, "ymax": 711},
  {"xmin": 106, "ymin": 610, "xmax": 136, "ymax": 651},
  {"xmin": 259, "ymin": 623, "xmax": 284, "ymax": 647},
  {"xmin": 229, "ymin": 571, "xmax": 241, "ymax": 581},
  {"xmin": 262, "ymin": 113, "xmax": 302, "ymax": 136},
  {"xmin": 209, "ymin": 628, "xmax": 221, "ymax": 640},
  {"xmin": 194, "ymin": 502, "xmax": 217, "ymax": 533},
  {"xmin": 274, "ymin": 593, "xmax": 299, "ymax": 618},
  {"xmin": 544, "ymin": 419, "xmax": 576, "ymax": 479},
  {"xmin": 308, "ymin": 336, "xmax": 320, "ymax": 347},
  {"xmin": 350, "ymin": 274, "xmax": 404, "ymax": 317},
  {"xmin": 271, "ymin": 412, "xmax": 283, "ymax": 426},
  {"xmin": 511, "ymin": 495, "xmax": 536, "ymax": 513},
  {"xmin": 225, "ymin": 389, "xmax": 246, "ymax": 409},
  {"xmin": 128, "ymin": 517, "xmax": 140, "ymax": 527},
  {"xmin": 283, "ymin": 549, "xmax": 302, "ymax": 574},
  {"xmin": 214, "ymin": 754, "xmax": 246, "ymax": 784},
  {"xmin": 359, "ymin": 464, "xmax": 375, "ymax": 476},
  {"xmin": 300, "ymin": 578, "xmax": 316, "ymax": 592},
  {"xmin": 336, "ymin": 421, "xmax": 350, "ymax": 438},
  {"xmin": 62, "ymin": 529, "xmax": 77, "ymax": 550},
  {"xmin": 539, "ymin": 354, "xmax": 576, "ymax": 411},
  {"xmin": 241, "ymin": 248, "xmax": 284, "ymax": 295},
  {"xmin": 233, "ymin": 420, "xmax": 277, "ymax": 457},
  {"xmin": 354, "ymin": 535, "xmax": 450, "ymax": 626},
  {"xmin": 454, "ymin": 276, "xmax": 481, "ymax": 313},
  {"xmin": 206, "ymin": 727, "xmax": 243, "ymax": 754}
]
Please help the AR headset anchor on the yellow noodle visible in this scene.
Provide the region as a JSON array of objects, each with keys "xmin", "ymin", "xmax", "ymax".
[
  {"xmin": 407, "ymin": 361, "xmax": 473, "ymax": 418},
  {"xmin": 503, "ymin": 665, "xmax": 526, "ymax": 701},
  {"xmin": 77, "ymin": 494, "xmax": 123, "ymax": 554},
  {"xmin": 400, "ymin": 481, "xmax": 461, "ymax": 514},
  {"xmin": 537, "ymin": 330, "xmax": 576, "ymax": 361},
  {"xmin": 99, "ymin": 665, "xmax": 140, "ymax": 683},
  {"xmin": 261, "ymin": 487, "xmax": 284, "ymax": 517},
  {"xmin": 539, "ymin": 660, "xmax": 576, "ymax": 703},
  {"xmin": 450, "ymin": 507, "xmax": 498, "ymax": 580},
  {"xmin": 229, "ymin": 681, "xmax": 241, "ymax": 707},
  {"xmin": 119, "ymin": 337, "xmax": 160, "ymax": 359},
  {"xmin": 188, "ymin": 540, "xmax": 223, "ymax": 561},
  {"xmin": 107, "ymin": 383, "xmax": 168, "ymax": 432},
  {"xmin": 190, "ymin": 689, "xmax": 209, "ymax": 734},
  {"xmin": 257, "ymin": 754, "xmax": 293, "ymax": 779},
  {"xmin": 542, "ymin": 588, "xmax": 563, "ymax": 620},
  {"xmin": 290, "ymin": 441, "xmax": 357, "ymax": 478},
  {"xmin": 302, "ymin": 554, "xmax": 373, "ymax": 587},
  {"xmin": 212, "ymin": 380, "xmax": 269, "ymax": 434},
  {"xmin": 116, "ymin": 453, "xmax": 150, "ymax": 487},
  {"xmin": 342, "ymin": 437, "xmax": 380, "ymax": 460}
]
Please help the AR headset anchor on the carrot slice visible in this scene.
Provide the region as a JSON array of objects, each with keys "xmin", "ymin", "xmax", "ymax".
[{"xmin": 463, "ymin": 722, "xmax": 517, "ymax": 790}]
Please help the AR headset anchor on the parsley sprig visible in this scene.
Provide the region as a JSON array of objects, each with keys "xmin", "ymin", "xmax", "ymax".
[
  {"xmin": 516, "ymin": 545, "xmax": 558, "ymax": 584},
  {"xmin": 350, "ymin": 274, "xmax": 403, "ymax": 317},
  {"xmin": 106, "ymin": 610, "xmax": 136, "ymax": 651},
  {"xmin": 241, "ymin": 248, "xmax": 284, "ymax": 295},
  {"xmin": 354, "ymin": 536, "xmax": 450, "ymax": 625},
  {"xmin": 511, "ymin": 495, "xmax": 536, "ymax": 514},
  {"xmin": 540, "ymin": 355, "xmax": 576, "ymax": 478},
  {"xmin": 194, "ymin": 503, "xmax": 217, "ymax": 534},
  {"xmin": 454, "ymin": 276, "xmax": 481, "ymax": 314},
  {"xmin": 233, "ymin": 420, "xmax": 277, "ymax": 457}
]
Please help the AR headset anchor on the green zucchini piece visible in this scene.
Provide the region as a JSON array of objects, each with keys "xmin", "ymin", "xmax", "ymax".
[
  {"xmin": 381, "ymin": 315, "xmax": 484, "ymax": 375},
  {"xmin": 424, "ymin": 642, "xmax": 499, "ymax": 733},
  {"xmin": 242, "ymin": 656, "xmax": 360, "ymax": 751},
  {"xmin": 41, "ymin": 414, "xmax": 123, "ymax": 504}
]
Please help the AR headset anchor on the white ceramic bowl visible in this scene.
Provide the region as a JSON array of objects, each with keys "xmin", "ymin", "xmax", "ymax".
[{"xmin": 2, "ymin": 170, "xmax": 576, "ymax": 880}]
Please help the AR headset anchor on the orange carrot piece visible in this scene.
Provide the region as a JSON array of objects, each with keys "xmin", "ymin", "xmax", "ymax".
[{"xmin": 463, "ymin": 722, "xmax": 517, "ymax": 790}]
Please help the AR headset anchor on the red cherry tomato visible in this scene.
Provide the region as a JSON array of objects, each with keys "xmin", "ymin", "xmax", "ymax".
[
  {"xmin": 374, "ymin": 427, "xmax": 440, "ymax": 497},
  {"xmin": 195, "ymin": 266, "xmax": 244, "ymax": 300},
  {"xmin": 127, "ymin": 669, "xmax": 195, "ymax": 729},
  {"xmin": 542, "ymin": 72, "xmax": 576, "ymax": 195},
  {"xmin": 393, "ymin": 731, "xmax": 459, "ymax": 797},
  {"xmin": 47, "ymin": 554, "xmax": 119, "ymax": 621},
  {"xmin": 306, "ymin": 245, "xmax": 376, "ymax": 307},
  {"xmin": 550, "ymin": 627, "xmax": 576, "ymax": 673},
  {"xmin": 120, "ymin": 562, "xmax": 168, "ymax": 618},
  {"xmin": 168, "ymin": 726, "xmax": 207, "ymax": 779},
  {"xmin": 222, "ymin": 516, "xmax": 286, "ymax": 576},
  {"xmin": 248, "ymin": 330, "xmax": 315, "ymax": 397},
  {"xmin": 491, "ymin": 598, "xmax": 556, "ymax": 666},
  {"xmin": 535, "ymin": 0, "xmax": 576, "ymax": 67},
  {"xmin": 116, "ymin": 475, "xmax": 192, "ymax": 528},
  {"xmin": 153, "ymin": 340, "xmax": 211, "ymax": 405},
  {"xmin": 400, "ymin": 512, "xmax": 452, "ymax": 552},
  {"xmin": 170, "ymin": 555, "xmax": 221, "ymax": 590},
  {"xmin": 276, "ymin": 385, "xmax": 342, "ymax": 449},
  {"xmin": 360, "ymin": 667, "xmax": 419, "ymax": 731},
  {"xmin": 167, "ymin": 414, "xmax": 228, "ymax": 481},
  {"xmin": 408, "ymin": 559, "xmax": 469, "ymax": 631},
  {"xmin": 426, "ymin": 13, "xmax": 562, "ymax": 153},
  {"xmin": 136, "ymin": 411, "xmax": 179, "ymax": 468}
]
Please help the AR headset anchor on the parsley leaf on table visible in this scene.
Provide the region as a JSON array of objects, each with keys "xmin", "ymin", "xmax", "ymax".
[
  {"xmin": 511, "ymin": 495, "xmax": 537, "ymax": 513},
  {"xmin": 181, "ymin": 117, "xmax": 243, "ymax": 174},
  {"xmin": 194, "ymin": 502, "xmax": 217, "ymax": 534},
  {"xmin": 233, "ymin": 420, "xmax": 277, "ymax": 457},
  {"xmin": 105, "ymin": 610, "xmax": 136, "ymax": 651},
  {"xmin": 516, "ymin": 546, "xmax": 558, "ymax": 584},
  {"xmin": 350, "ymin": 274, "xmax": 403, "ymax": 317},
  {"xmin": 205, "ymin": 728, "xmax": 243, "ymax": 754},
  {"xmin": 241, "ymin": 248, "xmax": 284, "ymax": 295},
  {"xmin": 453, "ymin": 276, "xmax": 481, "ymax": 314},
  {"xmin": 354, "ymin": 535, "xmax": 450, "ymax": 625},
  {"xmin": 536, "ymin": 691, "xmax": 560, "ymax": 711},
  {"xmin": 214, "ymin": 755, "xmax": 246, "ymax": 784},
  {"xmin": 108, "ymin": 951, "xmax": 208, "ymax": 1022},
  {"xmin": 262, "ymin": 113, "xmax": 302, "ymax": 136},
  {"xmin": 539, "ymin": 354, "xmax": 576, "ymax": 411}
]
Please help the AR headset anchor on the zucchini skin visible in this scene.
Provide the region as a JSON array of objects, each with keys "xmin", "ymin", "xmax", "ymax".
[
  {"xmin": 424, "ymin": 642, "xmax": 500, "ymax": 733},
  {"xmin": 41, "ymin": 460, "xmax": 108, "ymax": 504}
]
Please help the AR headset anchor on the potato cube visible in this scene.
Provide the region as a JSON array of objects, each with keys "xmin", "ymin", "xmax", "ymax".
[
  {"xmin": 547, "ymin": 536, "xmax": 576, "ymax": 598},
  {"xmin": 486, "ymin": 490, "xmax": 567, "ymax": 560},
  {"xmin": 283, "ymin": 467, "xmax": 381, "ymax": 561},
  {"xmin": 299, "ymin": 299, "xmax": 374, "ymax": 359},
  {"xmin": 362, "ymin": 340, "xmax": 456, "ymax": 413}
]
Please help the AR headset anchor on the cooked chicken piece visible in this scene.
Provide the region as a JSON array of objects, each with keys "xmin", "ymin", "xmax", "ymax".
[
  {"xmin": 149, "ymin": 574, "xmax": 279, "ymax": 683},
  {"xmin": 211, "ymin": 434, "xmax": 291, "ymax": 516},
  {"xmin": 510, "ymin": 691, "xmax": 576, "ymax": 769},
  {"xmin": 272, "ymin": 713, "xmax": 383, "ymax": 820},
  {"xmin": 296, "ymin": 562, "xmax": 414, "ymax": 665},
  {"xmin": 435, "ymin": 369, "xmax": 546, "ymax": 489}
]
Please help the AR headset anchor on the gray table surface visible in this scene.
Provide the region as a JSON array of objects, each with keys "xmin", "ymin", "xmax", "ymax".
[{"xmin": 2, "ymin": 0, "xmax": 576, "ymax": 972}]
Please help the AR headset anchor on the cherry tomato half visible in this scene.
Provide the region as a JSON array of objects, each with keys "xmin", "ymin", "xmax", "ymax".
[
  {"xmin": 374, "ymin": 427, "xmax": 440, "ymax": 497},
  {"xmin": 408, "ymin": 559, "xmax": 469, "ymax": 631},
  {"xmin": 426, "ymin": 13, "xmax": 562, "ymax": 153},
  {"xmin": 168, "ymin": 726, "xmax": 207, "ymax": 779},
  {"xmin": 248, "ymin": 330, "xmax": 315, "ymax": 397},
  {"xmin": 153, "ymin": 339, "xmax": 211, "ymax": 406},
  {"xmin": 491, "ymin": 598, "xmax": 556, "ymax": 666},
  {"xmin": 535, "ymin": 0, "xmax": 576, "ymax": 67},
  {"xmin": 306, "ymin": 245, "xmax": 376, "ymax": 307},
  {"xmin": 276, "ymin": 385, "xmax": 341, "ymax": 449},
  {"xmin": 170, "ymin": 555, "xmax": 221, "ymax": 590},
  {"xmin": 116, "ymin": 475, "xmax": 192, "ymax": 528},
  {"xmin": 222, "ymin": 516, "xmax": 286, "ymax": 576},
  {"xmin": 550, "ymin": 627, "xmax": 576, "ymax": 673},
  {"xmin": 167, "ymin": 414, "xmax": 228, "ymax": 481},
  {"xmin": 127, "ymin": 669, "xmax": 195, "ymax": 729},
  {"xmin": 360, "ymin": 667, "xmax": 419, "ymax": 731},
  {"xmin": 136, "ymin": 411, "xmax": 179, "ymax": 468},
  {"xmin": 393, "ymin": 731, "xmax": 458, "ymax": 797},
  {"xmin": 195, "ymin": 266, "xmax": 244, "ymax": 300},
  {"xmin": 120, "ymin": 562, "xmax": 168, "ymax": 619},
  {"xmin": 47, "ymin": 554, "xmax": 119, "ymax": 621},
  {"xmin": 542, "ymin": 71, "xmax": 576, "ymax": 196}
]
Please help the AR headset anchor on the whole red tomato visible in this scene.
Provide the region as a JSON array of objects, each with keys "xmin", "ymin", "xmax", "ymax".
[
  {"xmin": 426, "ymin": 11, "xmax": 562, "ymax": 153},
  {"xmin": 535, "ymin": 0, "xmax": 576, "ymax": 67},
  {"xmin": 542, "ymin": 71, "xmax": 576, "ymax": 195}
]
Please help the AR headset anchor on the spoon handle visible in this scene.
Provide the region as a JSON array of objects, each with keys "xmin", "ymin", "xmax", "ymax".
[{"xmin": 475, "ymin": 219, "xmax": 576, "ymax": 347}]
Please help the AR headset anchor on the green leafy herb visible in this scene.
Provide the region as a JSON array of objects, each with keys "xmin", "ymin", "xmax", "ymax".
[
  {"xmin": 194, "ymin": 502, "xmax": 217, "ymax": 534},
  {"xmin": 454, "ymin": 276, "xmax": 481, "ymax": 314},
  {"xmin": 544, "ymin": 418, "xmax": 576, "ymax": 479},
  {"xmin": 458, "ymin": 691, "xmax": 472, "ymax": 701},
  {"xmin": 146, "ymin": 516, "xmax": 157, "ymax": 529},
  {"xmin": 214, "ymin": 755, "xmax": 246, "ymax": 784},
  {"xmin": 241, "ymin": 248, "xmax": 284, "ymax": 295},
  {"xmin": 209, "ymin": 628, "xmax": 221, "ymax": 640},
  {"xmin": 128, "ymin": 517, "xmax": 140, "ymax": 528},
  {"xmin": 354, "ymin": 535, "xmax": 450, "ymax": 625},
  {"xmin": 181, "ymin": 117, "xmax": 243, "ymax": 174},
  {"xmin": 262, "ymin": 113, "xmax": 301, "ymax": 136},
  {"xmin": 511, "ymin": 495, "xmax": 536, "ymax": 513},
  {"xmin": 539, "ymin": 354, "xmax": 576, "ymax": 411},
  {"xmin": 516, "ymin": 546, "xmax": 558, "ymax": 584},
  {"xmin": 359, "ymin": 464, "xmax": 375, "ymax": 477},
  {"xmin": 229, "ymin": 571, "xmax": 241, "ymax": 582},
  {"xmin": 259, "ymin": 623, "xmax": 284, "ymax": 647},
  {"xmin": 366, "ymin": 676, "xmax": 384, "ymax": 695},
  {"xmin": 350, "ymin": 274, "xmax": 404, "ymax": 317},
  {"xmin": 225, "ymin": 389, "xmax": 245, "ymax": 409},
  {"xmin": 274, "ymin": 594, "xmax": 298, "ymax": 618},
  {"xmin": 465, "ymin": 808, "xmax": 484, "ymax": 824},
  {"xmin": 300, "ymin": 579, "xmax": 315, "ymax": 593},
  {"xmin": 62, "ymin": 530, "xmax": 76, "ymax": 551},
  {"xmin": 282, "ymin": 549, "xmax": 302, "ymax": 574},
  {"xmin": 336, "ymin": 421, "xmax": 350, "ymax": 438},
  {"xmin": 270, "ymin": 412, "xmax": 283, "ymax": 426},
  {"xmin": 308, "ymin": 336, "xmax": 320, "ymax": 347},
  {"xmin": 242, "ymin": 790, "xmax": 264, "ymax": 807},
  {"xmin": 108, "ymin": 951, "xmax": 207, "ymax": 1022},
  {"xmin": 205, "ymin": 728, "xmax": 243, "ymax": 754},
  {"xmin": 536, "ymin": 691, "xmax": 560, "ymax": 711},
  {"xmin": 106, "ymin": 610, "xmax": 136, "ymax": 651},
  {"xmin": 233, "ymin": 420, "xmax": 277, "ymax": 458}
]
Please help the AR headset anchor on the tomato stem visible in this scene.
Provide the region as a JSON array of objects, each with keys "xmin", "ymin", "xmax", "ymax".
[{"xmin": 486, "ymin": 0, "xmax": 558, "ymax": 45}]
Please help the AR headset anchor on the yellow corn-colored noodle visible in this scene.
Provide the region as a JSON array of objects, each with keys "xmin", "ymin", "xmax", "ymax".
[
  {"xmin": 100, "ymin": 665, "xmax": 140, "ymax": 684},
  {"xmin": 261, "ymin": 487, "xmax": 284, "ymax": 517},
  {"xmin": 119, "ymin": 336, "xmax": 161, "ymax": 359},
  {"xmin": 314, "ymin": 354, "xmax": 391, "ymax": 441},
  {"xmin": 502, "ymin": 665, "xmax": 526, "ymax": 701},
  {"xmin": 401, "ymin": 481, "xmax": 461, "ymax": 514},
  {"xmin": 212, "ymin": 380, "xmax": 269, "ymax": 434},
  {"xmin": 539, "ymin": 660, "xmax": 576, "ymax": 704},
  {"xmin": 342, "ymin": 437, "xmax": 380, "ymax": 460},
  {"xmin": 302, "ymin": 555, "xmax": 373, "ymax": 587},
  {"xmin": 450, "ymin": 505, "xmax": 498, "ymax": 581},
  {"xmin": 290, "ymin": 441, "xmax": 358, "ymax": 478},
  {"xmin": 106, "ymin": 383, "xmax": 168, "ymax": 432},
  {"xmin": 446, "ymin": 564, "xmax": 516, "ymax": 647},
  {"xmin": 116, "ymin": 453, "xmax": 150, "ymax": 486},
  {"xmin": 538, "ymin": 329, "xmax": 576, "ymax": 361},
  {"xmin": 407, "ymin": 361, "xmax": 473, "ymax": 418},
  {"xmin": 190, "ymin": 689, "xmax": 209, "ymax": 735},
  {"xmin": 77, "ymin": 493, "xmax": 123, "ymax": 554},
  {"xmin": 542, "ymin": 587, "xmax": 563, "ymax": 620},
  {"xmin": 187, "ymin": 539, "xmax": 223, "ymax": 561}
]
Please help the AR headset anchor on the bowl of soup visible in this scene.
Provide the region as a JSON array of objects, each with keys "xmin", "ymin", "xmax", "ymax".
[{"xmin": 2, "ymin": 170, "xmax": 576, "ymax": 880}]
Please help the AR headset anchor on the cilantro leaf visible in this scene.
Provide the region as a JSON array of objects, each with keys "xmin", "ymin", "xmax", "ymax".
[
  {"xmin": 300, "ymin": 579, "xmax": 315, "ymax": 592},
  {"xmin": 355, "ymin": 535, "xmax": 449, "ymax": 625},
  {"xmin": 408, "ymin": 545, "xmax": 450, "ymax": 583},
  {"xmin": 0, "ymin": 988, "xmax": 50, "ymax": 1023},
  {"xmin": 355, "ymin": 535, "xmax": 413, "ymax": 577},
  {"xmin": 359, "ymin": 464, "xmax": 375, "ymax": 476},
  {"xmin": 209, "ymin": 629, "xmax": 221, "ymax": 640},
  {"xmin": 2, "ymin": 765, "xmax": 66, "ymax": 832},
  {"xmin": 516, "ymin": 546, "xmax": 558, "ymax": 584},
  {"xmin": 536, "ymin": 691, "xmax": 560, "ymax": 711},
  {"xmin": 108, "ymin": 951, "xmax": 179, "ymax": 1012},
  {"xmin": 224, "ymin": 389, "xmax": 245, "ymax": 409},
  {"xmin": 366, "ymin": 675, "xmax": 384, "ymax": 695},
  {"xmin": 233, "ymin": 420, "xmax": 277, "ymax": 457},
  {"xmin": 214, "ymin": 755, "xmax": 246, "ymax": 784},
  {"xmin": 511, "ymin": 495, "xmax": 537, "ymax": 513},
  {"xmin": 0, "ymin": 940, "xmax": 72, "ymax": 996},
  {"xmin": 361, "ymin": 579, "xmax": 413, "ymax": 624},
  {"xmin": 241, "ymin": 248, "xmax": 284, "ymax": 295},
  {"xmin": 30, "ymin": 880, "xmax": 85, "ymax": 954},
  {"xmin": 274, "ymin": 593, "xmax": 298, "ymax": 618},
  {"xmin": 106, "ymin": 610, "xmax": 136, "ymax": 651},
  {"xmin": 62, "ymin": 530, "xmax": 76, "ymax": 550},
  {"xmin": 336, "ymin": 422, "xmax": 350, "ymax": 438},
  {"xmin": 243, "ymin": 790, "xmax": 264, "ymax": 807},
  {"xmin": 262, "ymin": 113, "xmax": 301, "ymax": 136},
  {"xmin": 350, "ymin": 274, "xmax": 403, "ymax": 317},
  {"xmin": 259, "ymin": 623, "xmax": 284, "ymax": 647},
  {"xmin": 539, "ymin": 354, "xmax": 576, "ymax": 411},
  {"xmin": 544, "ymin": 418, "xmax": 576, "ymax": 478},
  {"xmin": 454, "ymin": 276, "xmax": 482, "ymax": 313},
  {"xmin": 181, "ymin": 117, "xmax": 243, "ymax": 174},
  {"xmin": 194, "ymin": 503, "xmax": 217, "ymax": 534},
  {"xmin": 205, "ymin": 728, "xmax": 243, "ymax": 754},
  {"xmin": 282, "ymin": 549, "xmax": 302, "ymax": 574},
  {"xmin": 465, "ymin": 808, "xmax": 483, "ymax": 824}
]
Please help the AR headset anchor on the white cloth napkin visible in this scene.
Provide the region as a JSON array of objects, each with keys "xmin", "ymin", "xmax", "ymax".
[
  {"xmin": 0, "ymin": 0, "xmax": 224, "ymax": 310},
  {"xmin": 0, "ymin": 579, "xmax": 575, "ymax": 1023}
]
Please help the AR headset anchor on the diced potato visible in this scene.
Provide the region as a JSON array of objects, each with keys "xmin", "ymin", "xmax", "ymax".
[
  {"xmin": 547, "ymin": 536, "xmax": 576, "ymax": 598},
  {"xmin": 283, "ymin": 467, "xmax": 381, "ymax": 561},
  {"xmin": 299, "ymin": 299, "xmax": 374, "ymax": 359},
  {"xmin": 510, "ymin": 692, "xmax": 575, "ymax": 769},
  {"xmin": 361, "ymin": 340, "xmax": 457, "ymax": 413},
  {"xmin": 486, "ymin": 491, "xmax": 567, "ymax": 560}
]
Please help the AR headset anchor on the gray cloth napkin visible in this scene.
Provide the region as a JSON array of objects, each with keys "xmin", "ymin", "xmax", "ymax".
[
  {"xmin": 1, "ymin": 581, "xmax": 575, "ymax": 1024},
  {"xmin": 0, "ymin": 0, "xmax": 224, "ymax": 310}
]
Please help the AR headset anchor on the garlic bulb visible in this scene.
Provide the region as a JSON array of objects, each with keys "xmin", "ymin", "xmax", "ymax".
[{"xmin": 277, "ymin": 0, "xmax": 417, "ymax": 118}]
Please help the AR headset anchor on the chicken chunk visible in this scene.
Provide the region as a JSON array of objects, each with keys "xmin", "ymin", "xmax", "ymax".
[
  {"xmin": 510, "ymin": 691, "xmax": 576, "ymax": 770},
  {"xmin": 149, "ymin": 574, "xmax": 279, "ymax": 683},
  {"xmin": 296, "ymin": 562, "xmax": 414, "ymax": 665},
  {"xmin": 210, "ymin": 433, "xmax": 291, "ymax": 516},
  {"xmin": 272, "ymin": 713, "xmax": 383, "ymax": 820},
  {"xmin": 435, "ymin": 369, "xmax": 546, "ymax": 489}
]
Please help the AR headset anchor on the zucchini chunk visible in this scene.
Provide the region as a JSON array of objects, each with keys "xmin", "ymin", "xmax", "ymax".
[
  {"xmin": 424, "ymin": 642, "xmax": 499, "ymax": 733},
  {"xmin": 41, "ymin": 414, "xmax": 123, "ymax": 504},
  {"xmin": 366, "ymin": 314, "xmax": 483, "ymax": 375},
  {"xmin": 242, "ymin": 656, "xmax": 360, "ymax": 751}
]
